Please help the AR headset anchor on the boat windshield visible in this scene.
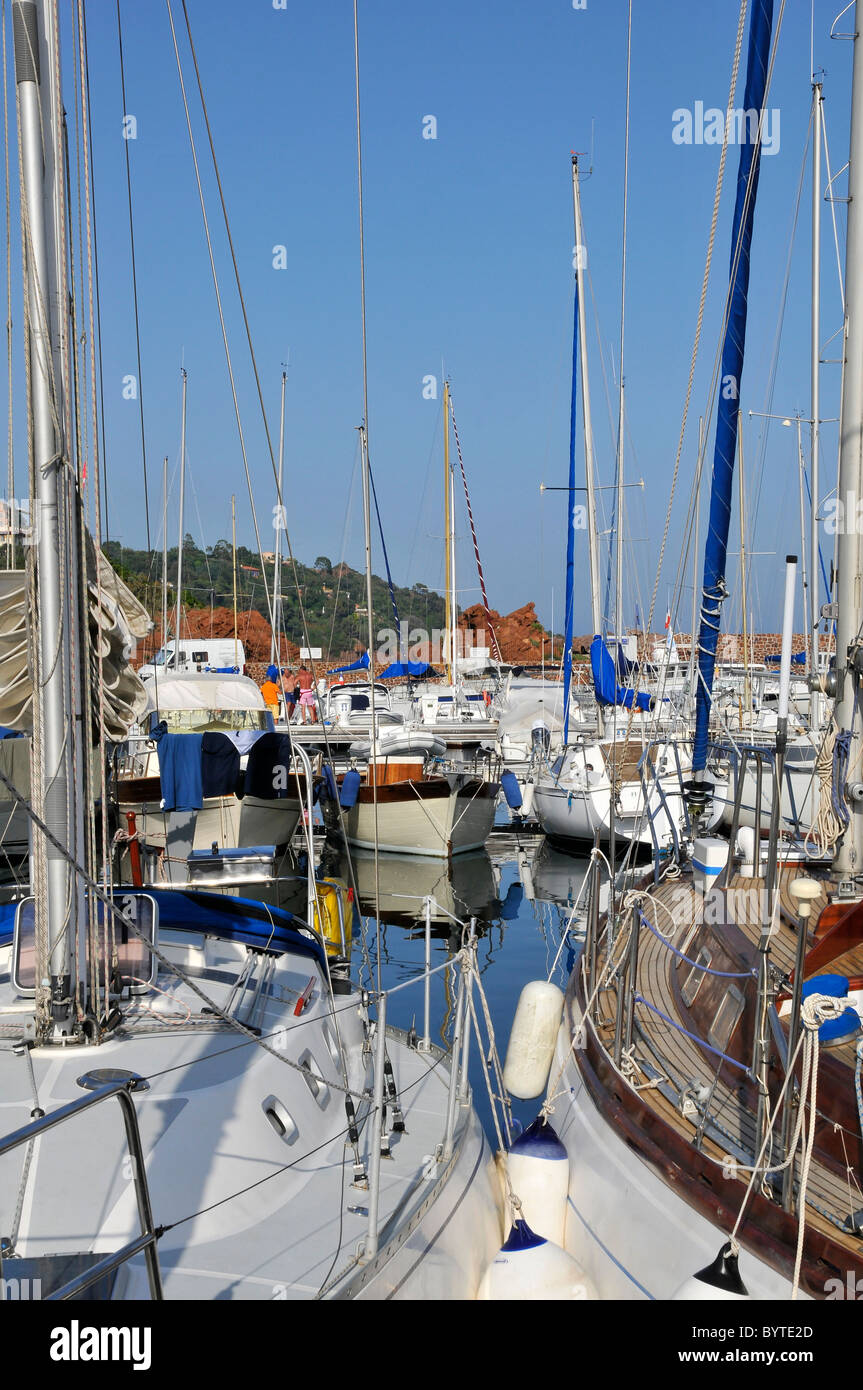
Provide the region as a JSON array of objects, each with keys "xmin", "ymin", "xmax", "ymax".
[
  {"xmin": 161, "ymin": 707, "xmax": 270, "ymax": 733},
  {"xmin": 152, "ymin": 647, "xmax": 174, "ymax": 668}
]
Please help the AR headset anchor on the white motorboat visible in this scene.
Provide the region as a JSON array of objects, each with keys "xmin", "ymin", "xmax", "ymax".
[{"xmin": 115, "ymin": 676, "xmax": 306, "ymax": 879}]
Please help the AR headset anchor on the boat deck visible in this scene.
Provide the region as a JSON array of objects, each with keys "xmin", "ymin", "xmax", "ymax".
[{"xmin": 592, "ymin": 867, "xmax": 863, "ymax": 1265}]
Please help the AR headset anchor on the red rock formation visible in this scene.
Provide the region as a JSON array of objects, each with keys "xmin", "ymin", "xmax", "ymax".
[
  {"xmin": 458, "ymin": 601, "xmax": 557, "ymax": 665},
  {"xmin": 134, "ymin": 607, "xmax": 300, "ymax": 667}
]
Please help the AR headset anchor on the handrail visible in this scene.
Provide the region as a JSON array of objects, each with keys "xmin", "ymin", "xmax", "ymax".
[
  {"xmin": 359, "ymin": 940, "xmax": 480, "ymax": 1265},
  {"xmin": 0, "ymin": 1079, "xmax": 163, "ymax": 1300}
]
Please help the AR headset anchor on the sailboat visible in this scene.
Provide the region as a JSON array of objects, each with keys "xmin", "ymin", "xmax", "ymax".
[
  {"xmin": 543, "ymin": 0, "xmax": 863, "ymax": 1299},
  {"xmin": 322, "ymin": 395, "xmax": 500, "ymax": 859},
  {"xmin": 531, "ymin": 157, "xmax": 709, "ymax": 853},
  {"xmin": 0, "ymin": 0, "xmax": 506, "ymax": 1301}
]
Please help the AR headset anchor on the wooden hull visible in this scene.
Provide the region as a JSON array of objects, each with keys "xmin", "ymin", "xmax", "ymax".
[
  {"xmin": 340, "ymin": 776, "xmax": 499, "ymax": 857},
  {"xmin": 551, "ymin": 866, "xmax": 863, "ymax": 1299}
]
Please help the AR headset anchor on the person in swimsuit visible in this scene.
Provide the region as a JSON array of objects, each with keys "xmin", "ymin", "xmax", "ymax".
[
  {"xmin": 281, "ymin": 668, "xmax": 297, "ymax": 723},
  {"xmin": 297, "ymin": 664, "xmax": 316, "ymax": 724}
]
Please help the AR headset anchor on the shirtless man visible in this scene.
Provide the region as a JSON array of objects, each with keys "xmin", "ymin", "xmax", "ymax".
[
  {"xmin": 281, "ymin": 668, "xmax": 297, "ymax": 723},
  {"xmin": 297, "ymin": 664, "xmax": 316, "ymax": 724}
]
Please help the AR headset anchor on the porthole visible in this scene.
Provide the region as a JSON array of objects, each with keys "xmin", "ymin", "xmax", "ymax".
[
  {"xmin": 708, "ymin": 985, "xmax": 745, "ymax": 1052},
  {"xmin": 680, "ymin": 949, "xmax": 712, "ymax": 1007},
  {"xmin": 262, "ymin": 1095, "xmax": 298, "ymax": 1144},
  {"xmin": 322, "ymin": 1021, "xmax": 343, "ymax": 1069},
  {"xmin": 299, "ymin": 1050, "xmax": 331, "ymax": 1109}
]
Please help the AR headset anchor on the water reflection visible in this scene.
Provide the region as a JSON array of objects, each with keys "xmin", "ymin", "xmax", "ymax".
[
  {"xmin": 326, "ymin": 835, "xmax": 592, "ymax": 1140},
  {"xmin": 320, "ymin": 844, "xmax": 524, "ymax": 939},
  {"xmin": 518, "ymin": 839, "xmax": 590, "ymax": 910}
]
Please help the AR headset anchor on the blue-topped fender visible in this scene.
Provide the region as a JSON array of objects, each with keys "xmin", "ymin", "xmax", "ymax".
[
  {"xmin": 508, "ymin": 1114, "xmax": 568, "ymax": 1160},
  {"xmin": 339, "ymin": 769, "xmax": 361, "ymax": 809},
  {"xmin": 501, "ymin": 770, "xmax": 523, "ymax": 810},
  {"xmin": 501, "ymin": 1219, "xmax": 546, "ymax": 1253},
  {"xmin": 319, "ymin": 765, "xmax": 339, "ymax": 804}
]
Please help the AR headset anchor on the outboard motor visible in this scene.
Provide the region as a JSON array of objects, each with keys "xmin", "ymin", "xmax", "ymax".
[{"xmin": 531, "ymin": 721, "xmax": 551, "ymax": 757}]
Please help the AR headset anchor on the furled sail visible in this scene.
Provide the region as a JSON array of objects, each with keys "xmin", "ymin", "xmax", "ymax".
[
  {"xmin": 692, "ymin": 0, "xmax": 774, "ymax": 773},
  {"xmin": 590, "ymin": 635, "xmax": 652, "ymax": 713},
  {"xmin": 0, "ymin": 538, "xmax": 151, "ymax": 740}
]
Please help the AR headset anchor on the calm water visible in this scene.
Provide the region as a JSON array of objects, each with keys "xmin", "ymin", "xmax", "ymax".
[{"xmin": 334, "ymin": 828, "xmax": 591, "ymax": 1142}]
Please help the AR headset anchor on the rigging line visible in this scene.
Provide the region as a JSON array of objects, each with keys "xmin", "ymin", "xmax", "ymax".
[
  {"xmin": 449, "ymin": 390, "xmax": 501, "ymax": 663},
  {"xmin": 162, "ymin": 1044, "xmax": 452, "ymax": 1241},
  {"xmin": 81, "ymin": 0, "xmax": 109, "ymax": 543},
  {"xmin": 401, "ymin": 401, "xmax": 442, "ymax": 618},
  {"xmin": 2, "ymin": 0, "xmax": 11, "ymax": 567},
  {"xmin": 618, "ymin": 0, "xmax": 765, "ymax": 777},
  {"xmin": 748, "ymin": 111, "xmax": 811, "ymax": 550},
  {"xmin": 639, "ymin": 0, "xmax": 751, "ymax": 648},
  {"xmin": 368, "ymin": 454, "xmax": 400, "ymax": 630},
  {"xmin": 175, "ymin": 4, "xmax": 320, "ymax": 673},
  {"xmin": 164, "ymin": 2, "xmax": 276, "ymax": 640},
  {"xmin": 173, "ymin": 3, "xmax": 363, "ymax": 881},
  {"xmin": 352, "ymin": 0, "xmax": 381, "ymax": 985},
  {"xmin": 115, "ymin": 0, "xmax": 151, "ymax": 552},
  {"xmin": 820, "ymin": 99, "xmax": 845, "ymax": 310},
  {"xmin": 326, "ymin": 438, "xmax": 360, "ymax": 660}
]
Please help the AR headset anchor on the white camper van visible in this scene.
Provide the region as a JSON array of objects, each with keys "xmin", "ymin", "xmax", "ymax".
[{"xmin": 137, "ymin": 638, "xmax": 246, "ymax": 682}]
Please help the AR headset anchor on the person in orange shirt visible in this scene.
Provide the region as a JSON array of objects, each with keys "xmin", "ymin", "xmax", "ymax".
[{"xmin": 261, "ymin": 664, "xmax": 281, "ymax": 720}]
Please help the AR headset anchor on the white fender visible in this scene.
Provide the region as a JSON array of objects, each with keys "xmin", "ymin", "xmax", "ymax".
[
  {"xmin": 477, "ymin": 1219, "xmax": 596, "ymax": 1301},
  {"xmin": 503, "ymin": 981, "xmax": 564, "ymax": 1099},
  {"xmin": 505, "ymin": 1116, "xmax": 569, "ymax": 1246}
]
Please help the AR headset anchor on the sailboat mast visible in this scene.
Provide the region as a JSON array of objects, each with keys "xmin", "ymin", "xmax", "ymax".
[
  {"xmin": 810, "ymin": 79, "xmax": 823, "ymax": 727},
  {"xmin": 450, "ymin": 435, "xmax": 457, "ymax": 679},
  {"xmin": 231, "ymin": 493, "xmax": 238, "ymax": 672},
  {"xmin": 738, "ymin": 419, "xmax": 750, "ymax": 726},
  {"xmin": 15, "ymin": 0, "xmax": 82, "ymax": 1033},
  {"xmin": 833, "ymin": 18, "xmax": 863, "ymax": 878},
  {"xmin": 615, "ymin": 2, "xmax": 633, "ymax": 654},
  {"xmin": 571, "ymin": 157, "xmax": 601, "ymax": 636},
  {"xmin": 688, "ymin": 417, "xmax": 703, "ymax": 701},
  {"xmin": 161, "ymin": 455, "xmax": 168, "ymax": 653},
  {"xmin": 174, "ymin": 366, "xmax": 187, "ymax": 652},
  {"xmin": 272, "ymin": 368, "xmax": 286, "ymax": 667},
  {"xmin": 443, "ymin": 379, "xmax": 453, "ymax": 684}
]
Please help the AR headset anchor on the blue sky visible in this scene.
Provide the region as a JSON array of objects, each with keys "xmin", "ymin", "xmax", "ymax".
[{"xmin": 30, "ymin": 1, "xmax": 853, "ymax": 634}]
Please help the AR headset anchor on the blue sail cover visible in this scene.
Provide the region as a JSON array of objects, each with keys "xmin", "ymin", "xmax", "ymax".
[
  {"xmin": 590, "ymin": 635, "xmax": 652, "ymax": 713},
  {"xmin": 693, "ymin": 0, "xmax": 774, "ymax": 773},
  {"xmin": 328, "ymin": 651, "xmax": 371, "ymax": 675},
  {"xmin": 765, "ymin": 651, "xmax": 806, "ymax": 664},
  {"xmin": 563, "ymin": 270, "xmax": 579, "ymax": 744},
  {"xmin": 378, "ymin": 660, "xmax": 430, "ymax": 678}
]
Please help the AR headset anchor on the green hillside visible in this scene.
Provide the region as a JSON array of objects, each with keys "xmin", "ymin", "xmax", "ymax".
[{"xmin": 104, "ymin": 538, "xmax": 448, "ymax": 660}]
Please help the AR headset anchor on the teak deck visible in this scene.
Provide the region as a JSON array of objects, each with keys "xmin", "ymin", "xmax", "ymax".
[{"xmin": 582, "ymin": 861, "xmax": 863, "ymax": 1292}]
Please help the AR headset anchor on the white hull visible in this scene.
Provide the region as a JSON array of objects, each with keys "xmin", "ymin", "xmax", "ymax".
[
  {"xmin": 340, "ymin": 779, "xmax": 498, "ymax": 857},
  {"xmin": 550, "ymin": 1007, "xmax": 801, "ymax": 1299},
  {"xmin": 0, "ymin": 919, "xmax": 503, "ymax": 1300},
  {"xmin": 116, "ymin": 794, "xmax": 301, "ymax": 854}
]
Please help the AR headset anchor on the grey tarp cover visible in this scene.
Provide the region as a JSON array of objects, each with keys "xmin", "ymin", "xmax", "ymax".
[{"xmin": 0, "ymin": 538, "xmax": 152, "ymax": 740}]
